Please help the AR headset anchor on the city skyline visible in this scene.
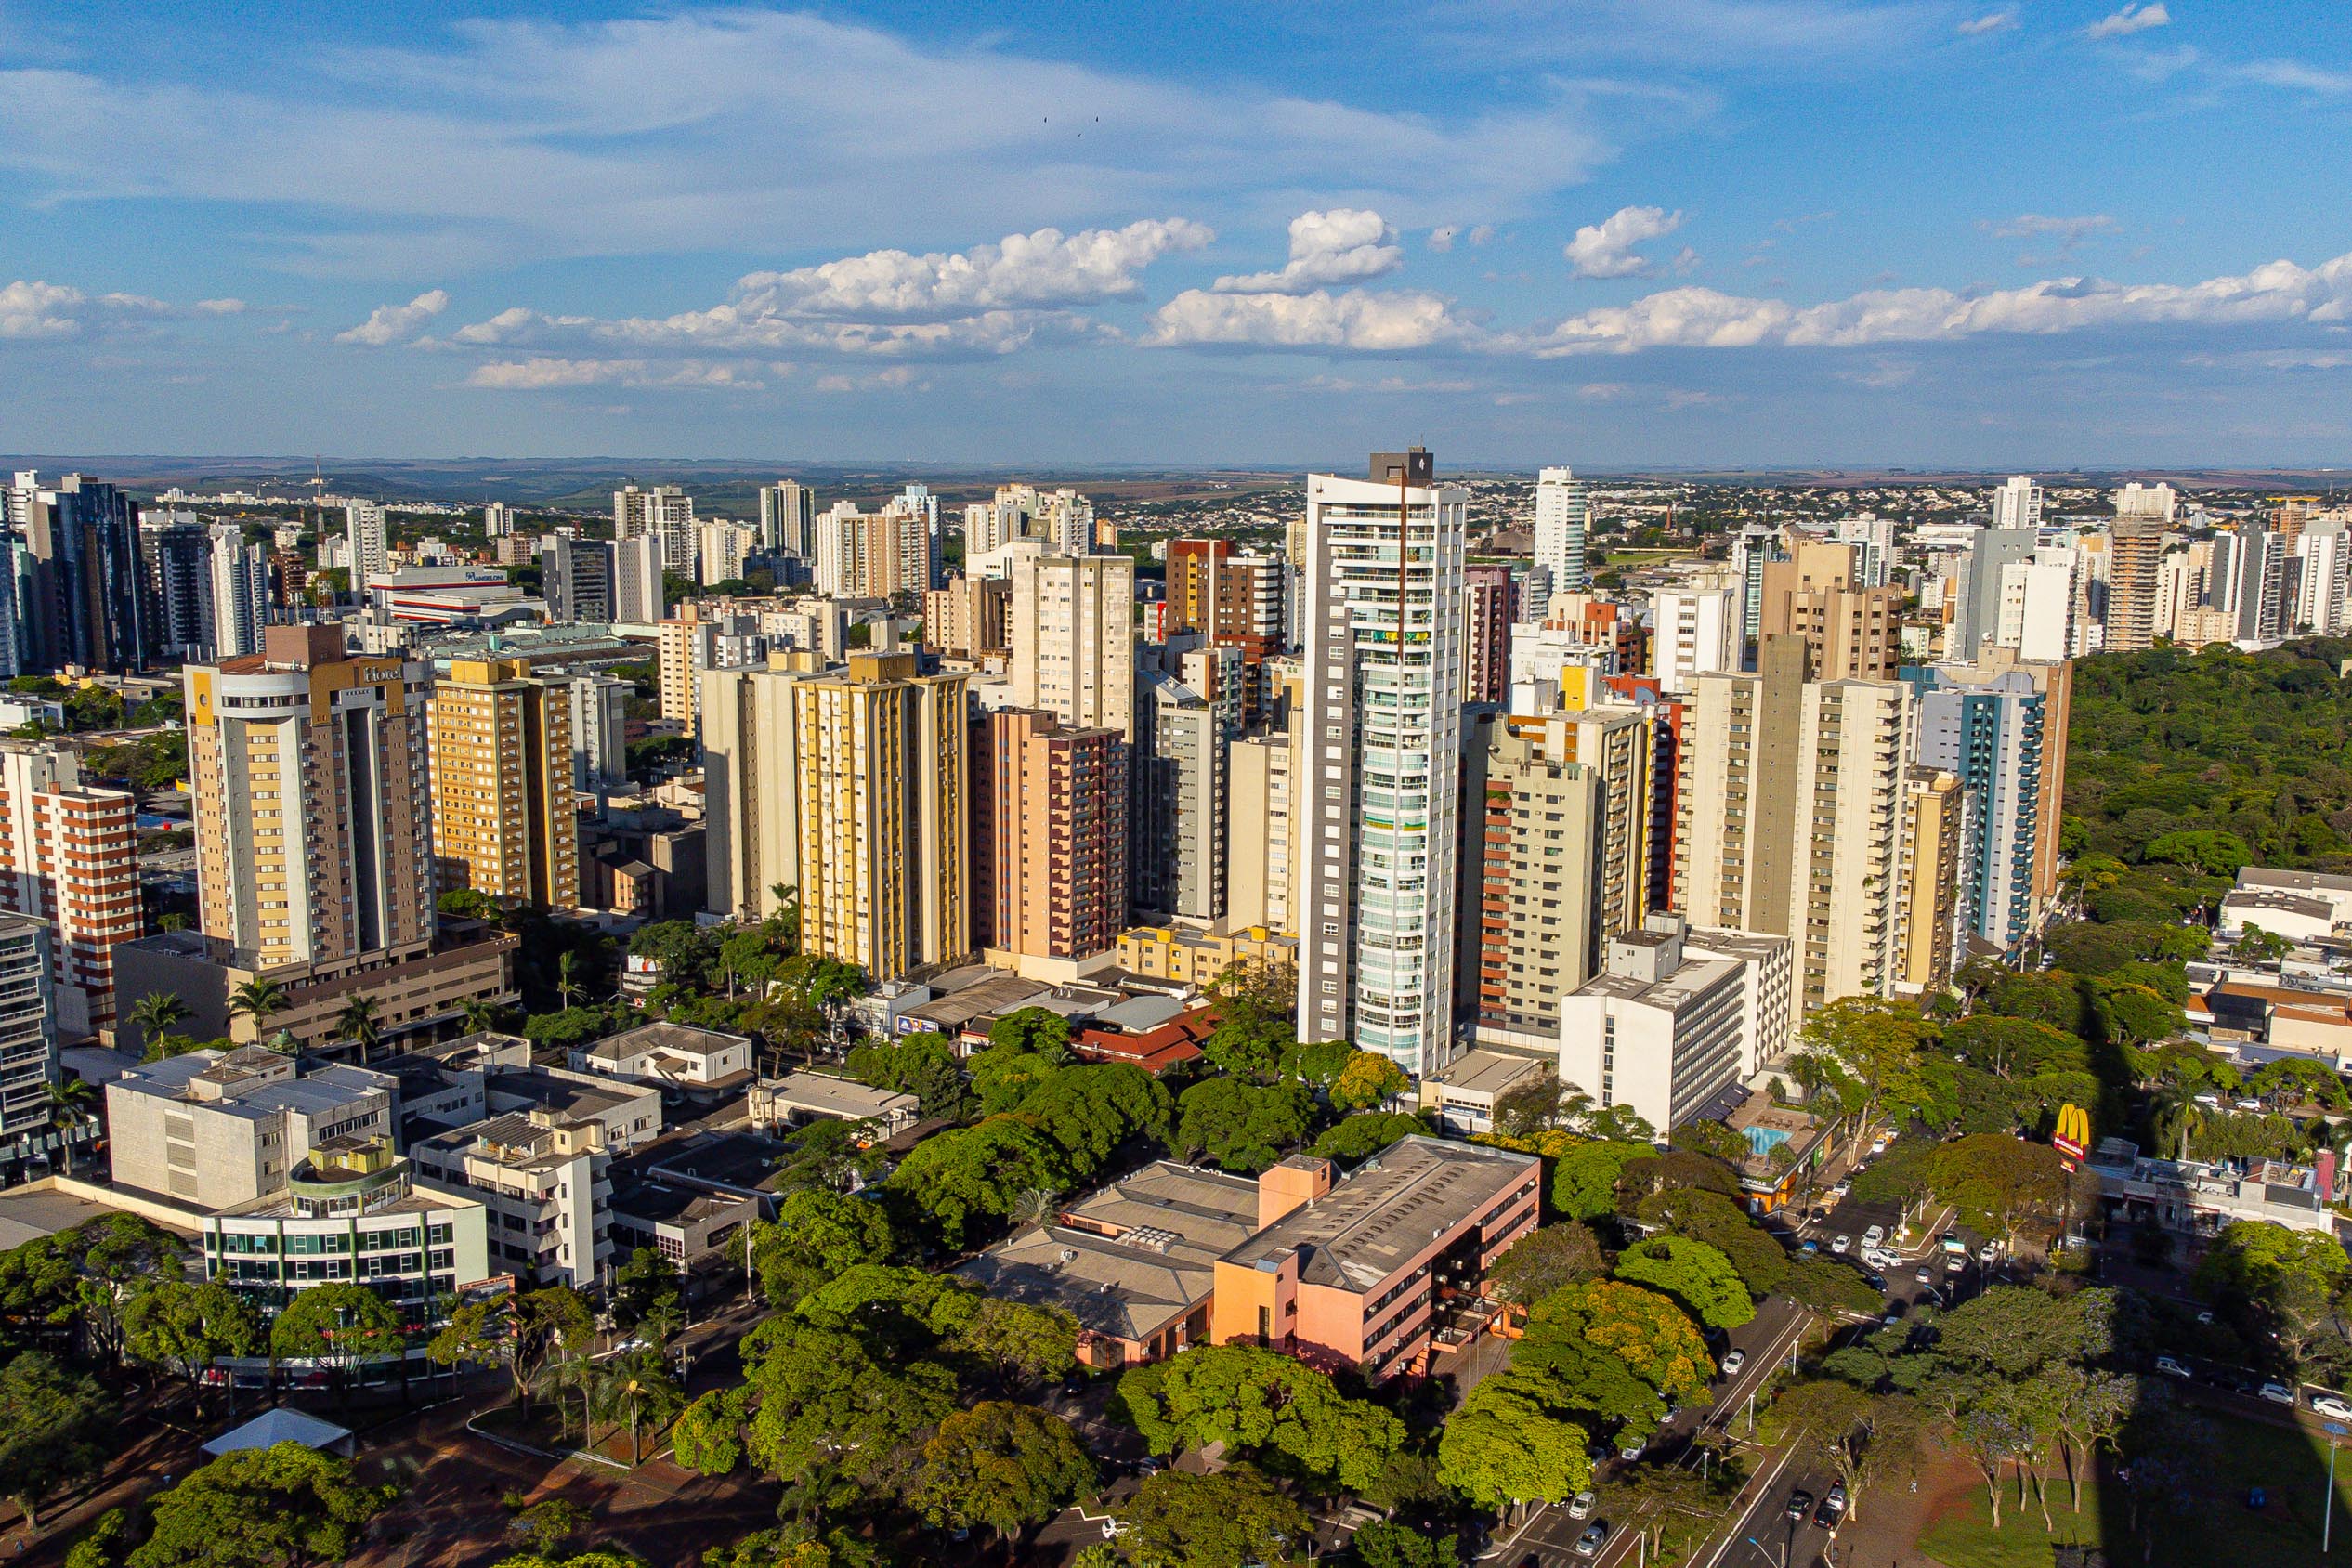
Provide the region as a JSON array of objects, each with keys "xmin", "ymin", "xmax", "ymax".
[{"xmin": 0, "ymin": 2, "xmax": 2348, "ymax": 466}]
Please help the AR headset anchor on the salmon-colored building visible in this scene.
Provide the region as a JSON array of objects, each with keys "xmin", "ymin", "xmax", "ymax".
[{"xmin": 958, "ymin": 1135, "xmax": 1540, "ymax": 1380}]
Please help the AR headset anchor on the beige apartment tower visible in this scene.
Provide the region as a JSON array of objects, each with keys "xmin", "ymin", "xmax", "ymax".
[
  {"xmin": 0, "ymin": 742, "xmax": 139, "ymax": 1035},
  {"xmin": 971, "ymin": 709, "xmax": 1128, "ymax": 968},
  {"xmin": 794, "ymin": 654, "xmax": 970, "ymax": 982},
  {"xmin": 699, "ymin": 657, "xmax": 819, "ymax": 924},
  {"xmin": 2106, "ymin": 516, "xmax": 2169, "ymax": 653},
  {"xmin": 184, "ymin": 625, "xmax": 434, "ymax": 968},
  {"xmin": 1012, "ymin": 553, "xmax": 1135, "ymax": 741},
  {"xmin": 1895, "ymin": 766, "xmax": 1967, "ymax": 997},
  {"xmin": 1673, "ymin": 636, "xmax": 1911, "ymax": 1025},
  {"xmin": 428, "ymin": 659, "xmax": 579, "ymax": 909}
]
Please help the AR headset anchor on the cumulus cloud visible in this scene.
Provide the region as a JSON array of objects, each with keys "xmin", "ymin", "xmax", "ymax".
[
  {"xmin": 0, "ymin": 279, "xmax": 241, "ymax": 339},
  {"xmin": 2086, "ymin": 3, "xmax": 2169, "ymax": 39},
  {"xmin": 1529, "ymin": 248, "xmax": 2352, "ymax": 355},
  {"xmin": 465, "ymin": 357, "xmax": 770, "ymax": 390},
  {"xmin": 734, "ymin": 220, "xmax": 1210, "ymax": 320},
  {"xmin": 1144, "ymin": 287, "xmax": 1482, "ymax": 351},
  {"xmin": 1213, "ymin": 209, "xmax": 1403, "ymax": 294},
  {"xmin": 1565, "ymin": 206, "xmax": 1685, "ymax": 279},
  {"xmin": 1428, "ymin": 226, "xmax": 1459, "ymax": 253},
  {"xmin": 336, "ymin": 289, "xmax": 450, "ymax": 346},
  {"xmin": 1956, "ymin": 11, "xmax": 2018, "ymax": 35},
  {"xmin": 455, "ymin": 302, "xmax": 1093, "ymax": 359}
]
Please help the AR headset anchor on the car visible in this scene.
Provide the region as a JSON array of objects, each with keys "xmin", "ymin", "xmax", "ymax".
[
  {"xmin": 2260, "ymin": 1381, "xmax": 2297, "ymax": 1405},
  {"xmin": 1567, "ymin": 1491, "xmax": 1597, "ymax": 1520},
  {"xmin": 1815, "ymin": 1485, "xmax": 1849, "ymax": 1527},
  {"xmin": 2154, "ymin": 1355, "xmax": 2193, "ymax": 1379},
  {"xmin": 1574, "ymin": 1522, "xmax": 1610, "ymax": 1559},
  {"xmin": 1618, "ymin": 1438, "xmax": 1645, "ymax": 1462},
  {"xmin": 2315, "ymin": 1395, "xmax": 2352, "ymax": 1421},
  {"xmin": 1978, "ymin": 1242, "xmax": 2000, "ymax": 1263},
  {"xmin": 1946, "ymin": 1255, "xmax": 1967, "ymax": 1274},
  {"xmin": 1862, "ymin": 1272, "xmax": 1888, "ymax": 1290},
  {"xmin": 1801, "ymin": 1239, "xmax": 1821, "ymax": 1255},
  {"xmin": 1869, "ymin": 1137, "xmax": 1888, "ymax": 1156},
  {"xmin": 1785, "ymin": 1489, "xmax": 1815, "ymax": 1522},
  {"xmin": 1830, "ymin": 1235, "xmax": 1851, "ymax": 1255},
  {"xmin": 1916, "ymin": 1267, "xmax": 1934, "ymax": 1285},
  {"xmin": 2248, "ymin": 1486, "xmax": 2269, "ymax": 1510},
  {"xmin": 1828, "ymin": 1181, "xmax": 1851, "ymax": 1200},
  {"xmin": 1720, "ymin": 1349, "xmax": 1747, "ymax": 1376},
  {"xmin": 1862, "ymin": 1225, "xmax": 1886, "ymax": 1248},
  {"xmin": 2198, "ymin": 1311, "xmax": 2216, "ymax": 1326},
  {"xmin": 1882, "ymin": 1312, "xmax": 1904, "ymax": 1328}
]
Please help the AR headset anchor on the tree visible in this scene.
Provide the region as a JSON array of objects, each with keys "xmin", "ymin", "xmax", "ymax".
[
  {"xmin": 1633, "ymin": 1187, "xmax": 1789, "ymax": 1297},
  {"xmin": 2233, "ymin": 922, "xmax": 2293, "ymax": 964},
  {"xmin": 126, "ymin": 990, "xmax": 189, "ymax": 1040},
  {"xmin": 987, "ymin": 1007, "xmax": 1073, "ymax": 1060},
  {"xmin": 846, "ymin": 1031, "xmax": 973, "ymax": 1120},
  {"xmin": 1549, "ymin": 1140, "xmax": 1653, "ymax": 1221},
  {"xmin": 333, "ymin": 995, "xmax": 382, "ymax": 1062},
  {"xmin": 1485, "ymin": 1222, "xmax": 1604, "ymax": 1305},
  {"xmin": 1117, "ymin": 1464, "xmax": 1311, "ymax": 1568},
  {"xmin": 1521, "ymin": 1280, "xmax": 1714, "ymax": 1404},
  {"xmin": 1310, "ymin": 1111, "xmax": 1429, "ymax": 1163},
  {"xmin": 1613, "ymin": 1236, "xmax": 1756, "ymax": 1330},
  {"xmin": 122, "ymin": 1442, "xmax": 396, "ymax": 1568},
  {"xmin": 1928, "ymin": 1134, "xmax": 2067, "ymax": 1251},
  {"xmin": 0, "ymin": 1352, "xmax": 113, "ymax": 1529},
  {"xmin": 124, "ymin": 1279, "xmax": 265, "ymax": 1401},
  {"xmin": 751, "ymin": 1188, "xmax": 896, "ymax": 1309},
  {"xmin": 1797, "ymin": 997, "xmax": 1929, "ymax": 1133},
  {"xmin": 1436, "ymin": 1373, "xmax": 1593, "ymax": 1509},
  {"xmin": 1936, "ymin": 1286, "xmax": 2106, "ymax": 1379},
  {"xmin": 1352, "ymin": 1521, "xmax": 1460, "ymax": 1568},
  {"xmin": 428, "ymin": 1287, "xmax": 595, "ymax": 1414},
  {"xmin": 737, "ymin": 1324, "xmax": 957, "ymax": 1526},
  {"xmin": 1114, "ymin": 1343, "xmax": 1404, "ymax": 1495},
  {"xmin": 1199, "ymin": 985, "xmax": 1293, "ymax": 1085},
  {"xmin": 1019, "ymin": 1062, "xmax": 1173, "ymax": 1173},
  {"xmin": 608, "ymin": 1246, "xmax": 684, "ymax": 1334},
  {"xmin": 556, "ymin": 949, "xmax": 584, "ymax": 1009},
  {"xmin": 226, "ymin": 977, "xmax": 288, "ymax": 1038},
  {"xmin": 14, "ymin": 1215, "xmax": 190, "ymax": 1366},
  {"xmin": 947, "ymin": 1297, "xmax": 1078, "ymax": 1393},
  {"xmin": 1773, "ymin": 1380, "xmax": 1876, "ymax": 1522},
  {"xmin": 1329, "ymin": 1052, "xmax": 1410, "ymax": 1113},
  {"xmin": 884, "ymin": 1117, "xmax": 1067, "ymax": 1247},
  {"xmin": 268, "ymin": 1283, "xmax": 406, "ymax": 1396},
  {"xmin": 508, "ymin": 1497, "xmax": 590, "ymax": 1559},
  {"xmin": 1492, "ymin": 1070, "xmax": 1575, "ymax": 1139},
  {"xmin": 912, "ymin": 1402, "xmax": 1095, "ymax": 1547},
  {"xmin": 590, "ymin": 1346, "xmax": 686, "ymax": 1465},
  {"xmin": 45, "ymin": 1078, "xmax": 95, "ymax": 1174},
  {"xmin": 1668, "ymin": 1117, "xmax": 1751, "ymax": 1165},
  {"xmin": 2198, "ymin": 1219, "xmax": 2352, "ymax": 1360},
  {"xmin": 1174, "ymin": 1078, "xmax": 1311, "ymax": 1172}
]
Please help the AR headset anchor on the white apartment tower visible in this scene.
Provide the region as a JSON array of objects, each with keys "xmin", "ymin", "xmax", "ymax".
[
  {"xmin": 1534, "ymin": 466, "xmax": 1588, "ymax": 598},
  {"xmin": 344, "ymin": 501, "xmax": 388, "ymax": 600},
  {"xmin": 1989, "ymin": 476, "xmax": 2044, "ymax": 532},
  {"xmin": 1649, "ymin": 575, "xmax": 1741, "ymax": 695},
  {"xmin": 210, "ymin": 524, "xmax": 273, "ymax": 660},
  {"xmin": 1297, "ymin": 449, "xmax": 1467, "ymax": 1075},
  {"xmin": 614, "ymin": 484, "xmax": 697, "ymax": 580},
  {"xmin": 1011, "ymin": 554, "xmax": 1135, "ymax": 741}
]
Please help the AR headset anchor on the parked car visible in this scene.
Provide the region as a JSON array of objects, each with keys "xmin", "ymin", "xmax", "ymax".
[
  {"xmin": 1830, "ymin": 1235, "xmax": 1851, "ymax": 1255},
  {"xmin": 1618, "ymin": 1437, "xmax": 1646, "ymax": 1462},
  {"xmin": 1801, "ymin": 1239, "xmax": 1821, "ymax": 1255},
  {"xmin": 1862, "ymin": 1272, "xmax": 1888, "ymax": 1290},
  {"xmin": 1574, "ymin": 1522, "xmax": 1610, "ymax": 1559},
  {"xmin": 2260, "ymin": 1381, "xmax": 2297, "ymax": 1405},
  {"xmin": 2316, "ymin": 1395, "xmax": 2352, "ymax": 1420},
  {"xmin": 1815, "ymin": 1485, "xmax": 1849, "ymax": 1527},
  {"xmin": 1916, "ymin": 1267, "xmax": 1934, "ymax": 1285},
  {"xmin": 1862, "ymin": 1225, "xmax": 1886, "ymax": 1248},
  {"xmin": 2153, "ymin": 1355, "xmax": 2193, "ymax": 1379},
  {"xmin": 1978, "ymin": 1241, "xmax": 2000, "ymax": 1263},
  {"xmin": 1945, "ymin": 1255, "xmax": 1967, "ymax": 1274},
  {"xmin": 1785, "ymin": 1489, "xmax": 1815, "ymax": 1522},
  {"xmin": 1720, "ymin": 1350, "xmax": 1747, "ymax": 1377},
  {"xmin": 1567, "ymin": 1491, "xmax": 1597, "ymax": 1520}
]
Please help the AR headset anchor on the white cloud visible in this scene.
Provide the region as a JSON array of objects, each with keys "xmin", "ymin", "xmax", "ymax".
[
  {"xmin": 814, "ymin": 366, "xmax": 925, "ymax": 394},
  {"xmin": 1429, "ymin": 226, "xmax": 1459, "ymax": 253},
  {"xmin": 1529, "ymin": 248, "xmax": 2352, "ymax": 354},
  {"xmin": 2231, "ymin": 59, "xmax": 2352, "ymax": 94},
  {"xmin": 1565, "ymin": 205, "xmax": 1685, "ymax": 278},
  {"xmin": 2086, "ymin": 3, "xmax": 2169, "ymax": 39},
  {"xmin": 735, "ymin": 219, "xmax": 1211, "ymax": 320},
  {"xmin": 1469, "ymin": 224, "xmax": 1497, "ymax": 247},
  {"xmin": 1144, "ymin": 287, "xmax": 1483, "ymax": 351},
  {"xmin": 0, "ymin": 280, "xmax": 241, "ymax": 339},
  {"xmin": 1956, "ymin": 10, "xmax": 2017, "ymax": 34},
  {"xmin": 455, "ymin": 300, "xmax": 1096, "ymax": 359},
  {"xmin": 1983, "ymin": 214, "xmax": 2119, "ymax": 243},
  {"xmin": 335, "ymin": 289, "xmax": 450, "ymax": 346},
  {"xmin": 464, "ymin": 357, "xmax": 771, "ymax": 390},
  {"xmin": 1214, "ymin": 209, "xmax": 1403, "ymax": 294}
]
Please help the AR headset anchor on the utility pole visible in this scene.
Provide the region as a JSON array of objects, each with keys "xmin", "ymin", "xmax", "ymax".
[{"xmin": 2327, "ymin": 1422, "xmax": 2347, "ymax": 1552}]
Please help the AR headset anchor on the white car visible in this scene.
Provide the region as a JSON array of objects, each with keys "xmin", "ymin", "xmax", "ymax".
[
  {"xmin": 1861, "ymin": 1225, "xmax": 1886, "ymax": 1248},
  {"xmin": 1720, "ymin": 1350, "xmax": 1747, "ymax": 1377},
  {"xmin": 1945, "ymin": 1255, "xmax": 1967, "ymax": 1274},
  {"xmin": 2261, "ymin": 1382, "xmax": 2297, "ymax": 1405},
  {"xmin": 1830, "ymin": 1235, "xmax": 1852, "ymax": 1255},
  {"xmin": 1978, "ymin": 1242, "xmax": 1999, "ymax": 1263},
  {"xmin": 2316, "ymin": 1395, "xmax": 2352, "ymax": 1421},
  {"xmin": 2154, "ymin": 1355, "xmax": 2193, "ymax": 1379},
  {"xmin": 1567, "ymin": 1490, "xmax": 1597, "ymax": 1520}
]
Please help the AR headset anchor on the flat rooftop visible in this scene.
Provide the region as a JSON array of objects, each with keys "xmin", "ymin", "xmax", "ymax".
[
  {"xmin": 1575, "ymin": 953, "xmax": 1740, "ymax": 1011},
  {"xmin": 760, "ymin": 1072, "xmax": 915, "ymax": 1121},
  {"xmin": 488, "ymin": 1068, "xmax": 646, "ymax": 1120},
  {"xmin": 1430, "ymin": 1048, "xmax": 1548, "ymax": 1100},
  {"xmin": 1224, "ymin": 1136, "xmax": 1538, "ymax": 1293},
  {"xmin": 590, "ymin": 1021, "xmax": 751, "ymax": 1062}
]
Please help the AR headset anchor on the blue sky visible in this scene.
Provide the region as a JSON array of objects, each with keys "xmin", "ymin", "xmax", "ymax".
[{"xmin": 3, "ymin": 0, "xmax": 2351, "ymax": 469}]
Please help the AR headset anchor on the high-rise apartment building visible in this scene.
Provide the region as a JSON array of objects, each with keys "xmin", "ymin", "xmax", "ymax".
[
  {"xmin": 1462, "ymin": 564, "xmax": 1514, "ymax": 704},
  {"xmin": 184, "ymin": 626, "xmax": 434, "ymax": 968},
  {"xmin": 2294, "ymin": 519, "xmax": 2351, "ymax": 634},
  {"xmin": 698, "ymin": 519, "xmax": 758, "ymax": 587},
  {"xmin": 1297, "ymin": 449, "xmax": 1467, "ymax": 1074},
  {"xmin": 1990, "ymin": 476, "xmax": 2044, "ymax": 531},
  {"xmin": 1011, "ymin": 553, "xmax": 1135, "ymax": 741},
  {"xmin": 0, "ymin": 743, "xmax": 137, "ymax": 1038},
  {"xmin": 7, "ymin": 472, "xmax": 152, "ymax": 673},
  {"xmin": 758, "ymin": 481, "xmax": 817, "ymax": 557},
  {"xmin": 1649, "ymin": 575, "xmax": 1741, "ymax": 695},
  {"xmin": 614, "ymin": 484, "xmax": 697, "ymax": 580},
  {"xmin": 2112, "ymin": 481, "xmax": 2177, "ymax": 523},
  {"xmin": 1894, "ymin": 766, "xmax": 1967, "ymax": 997},
  {"xmin": 793, "ymin": 654, "xmax": 969, "ymax": 981},
  {"xmin": 1757, "ymin": 541, "xmax": 1901, "ymax": 680},
  {"xmin": 209, "ymin": 524, "xmax": 274, "ymax": 660},
  {"xmin": 427, "ymin": 659, "xmax": 579, "ymax": 910},
  {"xmin": 699, "ymin": 659, "xmax": 818, "ymax": 924},
  {"xmin": 1457, "ymin": 708, "xmax": 1653, "ymax": 1044},
  {"xmin": 923, "ymin": 576, "xmax": 1013, "ymax": 660},
  {"xmin": 1729, "ymin": 522, "xmax": 1784, "ymax": 660},
  {"xmin": 484, "ymin": 502, "xmax": 517, "ymax": 539},
  {"xmin": 611, "ymin": 534, "xmax": 665, "ymax": 625},
  {"xmin": 1993, "ymin": 547, "xmax": 2089, "ymax": 661},
  {"xmin": 567, "ymin": 672, "xmax": 630, "ymax": 792},
  {"xmin": 971, "ymin": 710, "xmax": 1128, "ymax": 969},
  {"xmin": 1228, "ymin": 721, "xmax": 1300, "ymax": 935},
  {"xmin": 1132, "ymin": 671, "xmax": 1226, "ymax": 922},
  {"xmin": 541, "ymin": 534, "xmax": 612, "ymax": 625},
  {"xmin": 1166, "ymin": 539, "xmax": 1287, "ymax": 721},
  {"xmin": 1674, "ymin": 637, "xmax": 1911, "ymax": 1025},
  {"xmin": 345, "ymin": 501, "xmax": 389, "ymax": 601},
  {"xmin": 1534, "ymin": 466, "xmax": 1588, "ymax": 597},
  {"xmin": 815, "ymin": 495, "xmax": 938, "ymax": 600},
  {"xmin": 1910, "ymin": 653, "xmax": 2072, "ymax": 944},
  {"xmin": 0, "ymin": 915, "xmax": 56, "ymax": 1176},
  {"xmin": 142, "ymin": 511, "xmax": 214, "ymax": 660},
  {"xmin": 2105, "ymin": 516, "xmax": 2169, "ymax": 652}
]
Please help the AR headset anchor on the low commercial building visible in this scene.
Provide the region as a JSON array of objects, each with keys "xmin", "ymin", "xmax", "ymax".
[
  {"xmin": 2089, "ymin": 1138, "xmax": 2342, "ymax": 1237},
  {"xmin": 1418, "ymin": 1049, "xmax": 1548, "ymax": 1136},
  {"xmin": 1723, "ymin": 1090, "xmax": 1837, "ymax": 1213},
  {"xmin": 1558, "ymin": 916, "xmax": 1786, "ymax": 1133},
  {"xmin": 749, "ymin": 1071, "xmax": 919, "ymax": 1137},
  {"xmin": 2202, "ymin": 979, "xmax": 2352, "ymax": 1062},
  {"xmin": 203, "ymin": 1137, "xmax": 490, "ymax": 1317},
  {"xmin": 2218, "ymin": 887, "xmax": 2340, "ymax": 945},
  {"xmin": 105, "ymin": 1046, "xmax": 398, "ymax": 1211},
  {"xmin": 2233, "ymin": 868, "xmax": 2352, "ymax": 927},
  {"xmin": 572, "ymin": 1022, "xmax": 755, "ymax": 1092},
  {"xmin": 483, "ymin": 1067, "xmax": 663, "ymax": 1152},
  {"xmin": 960, "ymin": 1136, "xmax": 1539, "ymax": 1380},
  {"xmin": 408, "ymin": 1109, "xmax": 614, "ymax": 1290},
  {"xmin": 1111, "ymin": 924, "xmax": 1297, "ymax": 987}
]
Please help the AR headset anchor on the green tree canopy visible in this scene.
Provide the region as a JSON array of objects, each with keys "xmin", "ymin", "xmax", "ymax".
[
  {"xmin": 1310, "ymin": 1111, "xmax": 1431, "ymax": 1163},
  {"xmin": 267, "ymin": 1282, "xmax": 405, "ymax": 1392},
  {"xmin": 751, "ymin": 1188, "xmax": 897, "ymax": 1309},
  {"xmin": 912, "ymin": 1401, "xmax": 1095, "ymax": 1544},
  {"xmin": 0, "ymin": 1351, "xmax": 113, "ymax": 1528},
  {"xmin": 1117, "ymin": 1464, "xmax": 1311, "ymax": 1568},
  {"xmin": 1549, "ymin": 1140, "xmax": 1653, "ymax": 1221},
  {"xmin": 884, "ymin": 1117, "xmax": 1068, "ymax": 1247},
  {"xmin": 1435, "ymin": 1371, "xmax": 1594, "ymax": 1509},
  {"xmin": 1329, "ymin": 1052, "xmax": 1411, "ymax": 1113},
  {"xmin": 1174, "ymin": 1078, "xmax": 1311, "ymax": 1172},
  {"xmin": 123, "ymin": 1443, "xmax": 396, "ymax": 1568},
  {"xmin": 1485, "ymin": 1221, "xmax": 1604, "ymax": 1305},
  {"xmin": 1521, "ymin": 1279, "xmax": 1714, "ymax": 1403},
  {"xmin": 1614, "ymin": 1235, "xmax": 1757, "ymax": 1330},
  {"xmin": 1114, "ymin": 1343, "xmax": 1405, "ymax": 1495},
  {"xmin": 986, "ymin": 1007, "xmax": 1073, "ymax": 1060}
]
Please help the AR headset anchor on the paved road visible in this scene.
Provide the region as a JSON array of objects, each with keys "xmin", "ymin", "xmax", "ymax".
[{"xmin": 1480, "ymin": 1296, "xmax": 1815, "ymax": 1566}]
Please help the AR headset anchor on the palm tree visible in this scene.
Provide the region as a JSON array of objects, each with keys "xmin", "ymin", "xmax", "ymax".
[
  {"xmin": 555, "ymin": 950, "xmax": 582, "ymax": 1010},
  {"xmin": 2150, "ymin": 1079, "xmax": 2207, "ymax": 1164},
  {"xmin": 227, "ymin": 977, "xmax": 290, "ymax": 1041},
  {"xmin": 127, "ymin": 990, "xmax": 189, "ymax": 1041},
  {"xmin": 458, "ymin": 998, "xmax": 501, "ymax": 1037},
  {"xmin": 44, "ymin": 1078, "xmax": 93, "ymax": 1177},
  {"xmin": 592, "ymin": 1348, "xmax": 685, "ymax": 1466},
  {"xmin": 333, "ymin": 996, "xmax": 382, "ymax": 1064}
]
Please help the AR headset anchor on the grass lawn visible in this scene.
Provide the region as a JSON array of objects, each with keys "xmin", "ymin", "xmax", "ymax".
[{"xmin": 1920, "ymin": 1412, "xmax": 2352, "ymax": 1568}]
